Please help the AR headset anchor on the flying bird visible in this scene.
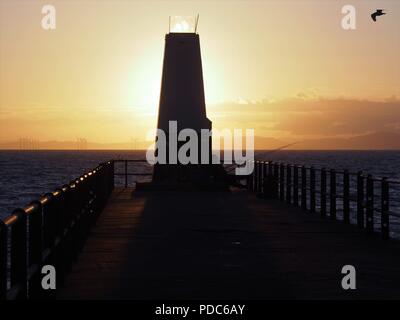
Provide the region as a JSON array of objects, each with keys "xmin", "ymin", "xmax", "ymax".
[{"xmin": 371, "ymin": 9, "xmax": 386, "ymax": 21}]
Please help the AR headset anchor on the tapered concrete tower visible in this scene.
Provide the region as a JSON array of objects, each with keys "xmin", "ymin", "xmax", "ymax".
[
  {"xmin": 157, "ymin": 32, "xmax": 210, "ymax": 136},
  {"xmin": 152, "ymin": 17, "xmax": 213, "ymax": 184}
]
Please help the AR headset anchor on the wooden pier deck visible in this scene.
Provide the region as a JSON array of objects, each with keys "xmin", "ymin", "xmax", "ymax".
[{"xmin": 57, "ymin": 187, "xmax": 400, "ymax": 300}]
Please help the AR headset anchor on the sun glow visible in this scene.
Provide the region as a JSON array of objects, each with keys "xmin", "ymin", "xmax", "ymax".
[{"xmin": 0, "ymin": 1, "xmax": 398, "ymax": 147}]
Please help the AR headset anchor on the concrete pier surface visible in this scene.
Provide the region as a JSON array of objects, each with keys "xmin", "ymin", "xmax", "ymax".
[{"xmin": 57, "ymin": 188, "xmax": 400, "ymax": 299}]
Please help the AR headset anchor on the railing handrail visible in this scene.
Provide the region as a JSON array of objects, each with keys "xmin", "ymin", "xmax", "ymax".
[
  {"xmin": 1, "ymin": 160, "xmax": 115, "ymax": 300},
  {"xmin": 112, "ymin": 159, "xmax": 148, "ymax": 162},
  {"xmin": 255, "ymin": 160, "xmax": 400, "ymax": 184},
  {"xmin": 248, "ymin": 160, "xmax": 400, "ymax": 240},
  {"xmin": 1, "ymin": 160, "xmax": 150, "ymax": 221},
  {"xmin": 111, "ymin": 159, "xmax": 152, "ymax": 188},
  {"xmin": 2, "ymin": 158, "xmax": 399, "ymax": 300}
]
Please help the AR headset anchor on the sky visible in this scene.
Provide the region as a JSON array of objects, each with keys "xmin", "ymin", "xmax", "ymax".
[{"xmin": 0, "ymin": 0, "xmax": 399, "ymax": 147}]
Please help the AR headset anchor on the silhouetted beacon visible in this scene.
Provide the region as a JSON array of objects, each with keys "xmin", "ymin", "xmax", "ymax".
[{"xmin": 153, "ymin": 18, "xmax": 213, "ymax": 184}]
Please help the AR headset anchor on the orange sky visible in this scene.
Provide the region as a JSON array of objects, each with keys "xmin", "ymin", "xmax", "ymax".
[{"xmin": 0, "ymin": 0, "xmax": 399, "ymax": 146}]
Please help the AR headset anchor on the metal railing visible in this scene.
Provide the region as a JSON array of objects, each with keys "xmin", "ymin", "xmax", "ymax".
[
  {"xmin": 247, "ymin": 161, "xmax": 400, "ymax": 240},
  {"xmin": 0, "ymin": 161, "xmax": 114, "ymax": 300},
  {"xmin": 113, "ymin": 159, "xmax": 152, "ymax": 187},
  {"xmin": 2, "ymin": 158, "xmax": 398, "ymax": 299},
  {"xmin": 0, "ymin": 159, "xmax": 154, "ymax": 300}
]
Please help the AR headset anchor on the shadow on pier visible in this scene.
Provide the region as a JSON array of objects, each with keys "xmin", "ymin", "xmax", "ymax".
[{"xmin": 58, "ymin": 187, "xmax": 400, "ymax": 300}]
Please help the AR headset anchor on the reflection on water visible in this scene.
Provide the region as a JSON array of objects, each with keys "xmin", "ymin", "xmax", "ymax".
[{"xmin": 0, "ymin": 150, "xmax": 147, "ymax": 217}]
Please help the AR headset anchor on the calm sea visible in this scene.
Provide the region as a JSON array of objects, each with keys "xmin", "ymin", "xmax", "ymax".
[{"xmin": 1, "ymin": 150, "xmax": 399, "ymax": 222}]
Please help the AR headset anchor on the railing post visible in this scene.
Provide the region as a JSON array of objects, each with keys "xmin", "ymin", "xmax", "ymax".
[
  {"xmin": 124, "ymin": 160, "xmax": 128, "ymax": 188},
  {"xmin": 330, "ymin": 169, "xmax": 336, "ymax": 220},
  {"xmin": 366, "ymin": 175, "xmax": 374, "ymax": 234},
  {"xmin": 259, "ymin": 161, "xmax": 262, "ymax": 193},
  {"xmin": 268, "ymin": 160, "xmax": 274, "ymax": 177},
  {"xmin": 27, "ymin": 201, "xmax": 43, "ymax": 299},
  {"xmin": 264, "ymin": 161, "xmax": 276, "ymax": 198},
  {"xmin": 343, "ymin": 170, "xmax": 350, "ymax": 224},
  {"xmin": 262, "ymin": 162, "xmax": 268, "ymax": 196},
  {"xmin": 274, "ymin": 163, "xmax": 279, "ymax": 198},
  {"xmin": 0, "ymin": 221, "xmax": 6, "ymax": 300},
  {"xmin": 258, "ymin": 161, "xmax": 263, "ymax": 193},
  {"xmin": 254, "ymin": 161, "xmax": 258, "ymax": 192},
  {"xmin": 110, "ymin": 161, "xmax": 115, "ymax": 191},
  {"xmin": 52, "ymin": 189, "xmax": 69, "ymax": 287},
  {"xmin": 293, "ymin": 166, "xmax": 299, "ymax": 206},
  {"xmin": 271, "ymin": 162, "xmax": 278, "ymax": 198},
  {"xmin": 357, "ymin": 171, "xmax": 365, "ymax": 228},
  {"xmin": 279, "ymin": 163, "xmax": 285, "ymax": 201},
  {"xmin": 301, "ymin": 166, "xmax": 307, "ymax": 210},
  {"xmin": 247, "ymin": 161, "xmax": 253, "ymax": 191},
  {"xmin": 310, "ymin": 167, "xmax": 316, "ymax": 213},
  {"xmin": 42, "ymin": 194, "xmax": 57, "ymax": 251},
  {"xmin": 321, "ymin": 168, "xmax": 327, "ymax": 217},
  {"xmin": 253, "ymin": 161, "xmax": 257, "ymax": 192},
  {"xmin": 381, "ymin": 178, "xmax": 389, "ymax": 239},
  {"xmin": 286, "ymin": 164, "xmax": 291, "ymax": 204},
  {"xmin": 252, "ymin": 161, "xmax": 256, "ymax": 191},
  {"xmin": 262, "ymin": 161, "xmax": 269, "ymax": 197},
  {"xmin": 11, "ymin": 209, "xmax": 28, "ymax": 299}
]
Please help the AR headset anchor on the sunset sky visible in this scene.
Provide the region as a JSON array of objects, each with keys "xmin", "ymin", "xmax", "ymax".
[{"xmin": 0, "ymin": 0, "xmax": 399, "ymax": 147}]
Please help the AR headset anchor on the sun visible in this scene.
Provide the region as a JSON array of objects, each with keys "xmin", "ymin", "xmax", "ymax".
[{"xmin": 169, "ymin": 16, "xmax": 197, "ymax": 33}]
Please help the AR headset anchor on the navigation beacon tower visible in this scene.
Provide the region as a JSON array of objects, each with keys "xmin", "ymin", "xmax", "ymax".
[{"xmin": 152, "ymin": 16, "xmax": 215, "ymax": 185}]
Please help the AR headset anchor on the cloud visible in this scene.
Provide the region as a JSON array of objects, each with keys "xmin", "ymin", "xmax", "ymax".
[
  {"xmin": 210, "ymin": 97, "xmax": 400, "ymax": 137},
  {"xmin": 2, "ymin": 97, "xmax": 400, "ymax": 141}
]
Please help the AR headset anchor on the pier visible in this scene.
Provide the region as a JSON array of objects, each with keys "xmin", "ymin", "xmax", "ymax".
[
  {"xmin": 0, "ymin": 21, "xmax": 400, "ymax": 300},
  {"xmin": 1, "ymin": 160, "xmax": 400, "ymax": 300}
]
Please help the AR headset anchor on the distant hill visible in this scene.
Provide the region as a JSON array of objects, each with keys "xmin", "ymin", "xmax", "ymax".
[
  {"xmin": 1, "ymin": 131, "xmax": 400, "ymax": 150},
  {"xmin": 0, "ymin": 140, "xmax": 136, "ymax": 150},
  {"xmin": 254, "ymin": 136, "xmax": 289, "ymax": 150},
  {"xmin": 292, "ymin": 132, "xmax": 400, "ymax": 150},
  {"xmin": 254, "ymin": 132, "xmax": 400, "ymax": 150}
]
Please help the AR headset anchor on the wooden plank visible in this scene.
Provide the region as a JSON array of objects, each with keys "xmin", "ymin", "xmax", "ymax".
[{"xmin": 57, "ymin": 187, "xmax": 400, "ymax": 299}]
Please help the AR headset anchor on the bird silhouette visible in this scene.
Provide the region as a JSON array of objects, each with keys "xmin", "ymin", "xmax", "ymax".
[{"xmin": 371, "ymin": 9, "xmax": 386, "ymax": 21}]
